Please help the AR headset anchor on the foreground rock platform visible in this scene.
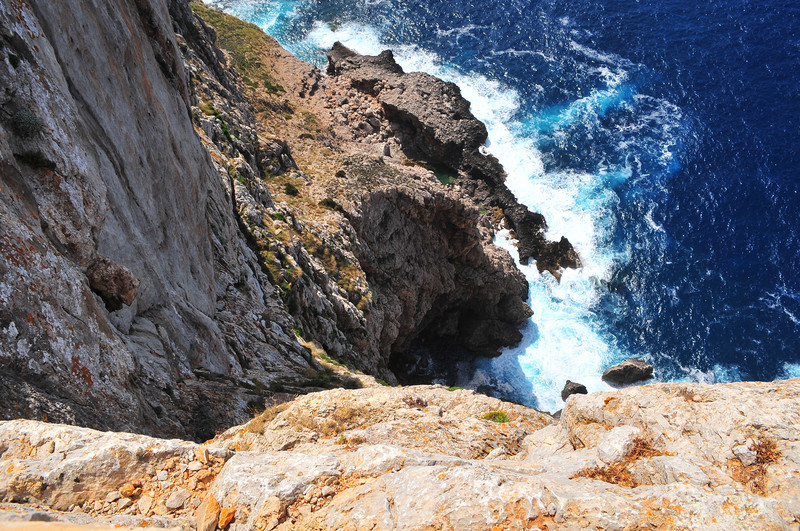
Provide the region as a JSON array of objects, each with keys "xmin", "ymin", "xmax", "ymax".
[{"xmin": 2, "ymin": 380, "xmax": 799, "ymax": 529}]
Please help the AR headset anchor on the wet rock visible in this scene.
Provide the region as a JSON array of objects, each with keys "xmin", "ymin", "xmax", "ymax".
[
  {"xmin": 602, "ymin": 358, "xmax": 654, "ymax": 385},
  {"xmin": 561, "ymin": 380, "xmax": 588, "ymax": 401}
]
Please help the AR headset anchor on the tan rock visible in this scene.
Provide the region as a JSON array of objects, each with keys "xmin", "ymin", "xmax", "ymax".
[
  {"xmin": 219, "ymin": 506, "xmax": 236, "ymax": 529},
  {"xmin": 165, "ymin": 488, "xmax": 191, "ymax": 510},
  {"xmin": 196, "ymin": 493, "xmax": 221, "ymax": 531},
  {"xmin": 119, "ymin": 483, "xmax": 137, "ymax": 498},
  {"xmin": 117, "ymin": 497, "xmax": 133, "ymax": 511},
  {"xmin": 196, "ymin": 447, "xmax": 210, "ymax": 464},
  {"xmin": 137, "ymin": 494, "xmax": 154, "ymax": 515}
]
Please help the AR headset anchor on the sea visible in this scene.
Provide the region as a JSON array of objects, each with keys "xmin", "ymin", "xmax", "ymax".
[{"xmin": 208, "ymin": 0, "xmax": 800, "ymax": 411}]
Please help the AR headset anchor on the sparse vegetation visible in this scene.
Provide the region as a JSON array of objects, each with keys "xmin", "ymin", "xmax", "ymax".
[
  {"xmin": 287, "ymin": 403, "xmax": 367, "ymax": 437},
  {"xmin": 434, "ymin": 170, "xmax": 457, "ymax": 186},
  {"xmin": 199, "ymin": 101, "xmax": 217, "ymax": 116},
  {"xmin": 752, "ymin": 436, "xmax": 780, "ymax": 465},
  {"xmin": 727, "ymin": 435, "xmax": 782, "ymax": 495},
  {"xmin": 375, "ymin": 378, "xmax": 389, "ymax": 386},
  {"xmin": 8, "ymin": 52, "xmax": 20, "ymax": 68},
  {"xmin": 447, "ymin": 386, "xmax": 465, "ymax": 391},
  {"xmin": 319, "ymin": 197, "xmax": 344, "ymax": 213},
  {"xmin": 11, "ymin": 109, "xmax": 43, "ymax": 138},
  {"xmin": 190, "ymin": 2, "xmax": 285, "ymax": 95},
  {"xmin": 247, "ymin": 402, "xmax": 290, "ymax": 434},
  {"xmin": 270, "ymin": 212, "xmax": 287, "ymax": 222},
  {"xmin": 571, "ymin": 435, "xmax": 666, "ymax": 488},
  {"xmin": 573, "ymin": 461, "xmax": 640, "ymax": 488},
  {"xmin": 335, "ymin": 433, "xmax": 367, "ymax": 447},
  {"xmin": 299, "ymin": 133, "xmax": 315, "ymax": 140},
  {"xmin": 318, "ymin": 350, "xmax": 345, "ymax": 368},
  {"xmin": 481, "ymin": 411, "xmax": 510, "ymax": 423},
  {"xmin": 14, "ymin": 151, "xmax": 56, "ymax": 170}
]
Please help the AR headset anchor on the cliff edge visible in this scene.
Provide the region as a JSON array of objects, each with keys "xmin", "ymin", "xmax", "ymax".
[{"xmin": 2, "ymin": 380, "xmax": 799, "ymax": 528}]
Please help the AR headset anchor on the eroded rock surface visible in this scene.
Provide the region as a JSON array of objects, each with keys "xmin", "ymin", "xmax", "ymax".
[
  {"xmin": 327, "ymin": 41, "xmax": 581, "ymax": 276},
  {"xmin": 2, "ymin": 380, "xmax": 799, "ymax": 529}
]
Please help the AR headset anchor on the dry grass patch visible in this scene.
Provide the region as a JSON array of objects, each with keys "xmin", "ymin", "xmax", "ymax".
[
  {"xmin": 248, "ymin": 402, "xmax": 290, "ymax": 434},
  {"xmin": 571, "ymin": 436, "xmax": 666, "ymax": 488},
  {"xmin": 286, "ymin": 403, "xmax": 369, "ymax": 437},
  {"xmin": 728, "ymin": 435, "xmax": 781, "ymax": 495}
]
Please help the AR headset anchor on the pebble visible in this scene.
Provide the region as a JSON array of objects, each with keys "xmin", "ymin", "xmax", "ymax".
[
  {"xmin": 156, "ymin": 470, "xmax": 168, "ymax": 481},
  {"xmin": 188, "ymin": 461, "xmax": 203, "ymax": 471},
  {"xmin": 138, "ymin": 495, "xmax": 154, "ymax": 515},
  {"xmin": 166, "ymin": 488, "xmax": 191, "ymax": 510},
  {"xmin": 117, "ymin": 497, "xmax": 132, "ymax": 511},
  {"xmin": 105, "ymin": 491, "xmax": 121, "ymax": 503}
]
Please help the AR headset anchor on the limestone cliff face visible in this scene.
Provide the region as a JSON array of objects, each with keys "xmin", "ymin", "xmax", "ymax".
[
  {"xmin": 0, "ymin": 0, "xmax": 315, "ymax": 439},
  {"xmin": 0, "ymin": 0, "xmax": 539, "ymax": 437}
]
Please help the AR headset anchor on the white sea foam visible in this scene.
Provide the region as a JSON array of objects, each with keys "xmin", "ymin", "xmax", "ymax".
[{"xmin": 781, "ymin": 363, "xmax": 800, "ymax": 379}]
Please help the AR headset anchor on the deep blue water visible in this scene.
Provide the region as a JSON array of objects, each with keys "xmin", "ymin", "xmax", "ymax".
[{"xmin": 210, "ymin": 0, "xmax": 800, "ymax": 410}]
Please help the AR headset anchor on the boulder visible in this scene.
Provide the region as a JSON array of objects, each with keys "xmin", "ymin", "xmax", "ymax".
[
  {"xmin": 561, "ymin": 380, "xmax": 588, "ymax": 401},
  {"xmin": 602, "ymin": 358, "xmax": 654, "ymax": 385}
]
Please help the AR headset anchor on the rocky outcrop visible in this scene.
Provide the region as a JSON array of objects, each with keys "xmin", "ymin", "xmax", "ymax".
[
  {"xmin": 328, "ymin": 42, "xmax": 581, "ymax": 276},
  {"xmin": 2, "ymin": 379, "xmax": 799, "ymax": 529},
  {"xmin": 602, "ymin": 358, "xmax": 655, "ymax": 385}
]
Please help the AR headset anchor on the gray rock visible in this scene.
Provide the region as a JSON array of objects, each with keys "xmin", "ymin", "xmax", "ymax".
[
  {"xmin": 602, "ymin": 358, "xmax": 654, "ymax": 385},
  {"xmin": 327, "ymin": 42, "xmax": 580, "ymax": 276},
  {"xmin": 165, "ymin": 488, "xmax": 191, "ymax": 510},
  {"xmin": 596, "ymin": 425, "xmax": 641, "ymax": 464}
]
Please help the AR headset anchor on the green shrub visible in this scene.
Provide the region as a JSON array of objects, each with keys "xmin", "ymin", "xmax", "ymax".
[
  {"xmin": 284, "ymin": 182, "xmax": 300, "ymax": 196},
  {"xmin": 447, "ymin": 386, "xmax": 465, "ymax": 392},
  {"xmin": 481, "ymin": 411, "xmax": 510, "ymax": 423},
  {"xmin": 8, "ymin": 52, "xmax": 19, "ymax": 68},
  {"xmin": 298, "ymin": 133, "xmax": 315, "ymax": 140},
  {"xmin": 319, "ymin": 198, "xmax": 344, "ymax": 213},
  {"xmin": 270, "ymin": 212, "xmax": 286, "ymax": 222},
  {"xmin": 11, "ymin": 109, "xmax": 43, "ymax": 138}
]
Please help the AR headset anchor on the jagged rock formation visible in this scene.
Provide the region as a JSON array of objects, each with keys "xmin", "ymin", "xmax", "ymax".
[
  {"xmin": 0, "ymin": 0, "xmax": 557, "ymax": 438},
  {"xmin": 2, "ymin": 379, "xmax": 799, "ymax": 529},
  {"xmin": 327, "ymin": 42, "xmax": 581, "ymax": 276}
]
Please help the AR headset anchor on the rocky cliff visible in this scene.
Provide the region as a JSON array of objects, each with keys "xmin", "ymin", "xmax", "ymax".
[
  {"xmin": 1, "ymin": 380, "xmax": 799, "ymax": 529},
  {"xmin": 0, "ymin": 0, "xmax": 581, "ymax": 438}
]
